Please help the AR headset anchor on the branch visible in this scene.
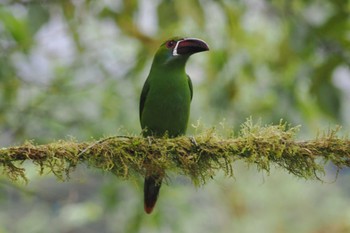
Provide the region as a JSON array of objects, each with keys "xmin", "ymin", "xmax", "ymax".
[{"xmin": 1, "ymin": 120, "xmax": 349, "ymax": 184}]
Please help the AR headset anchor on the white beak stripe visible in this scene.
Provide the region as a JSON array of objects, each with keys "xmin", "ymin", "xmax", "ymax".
[{"xmin": 172, "ymin": 40, "xmax": 182, "ymax": 56}]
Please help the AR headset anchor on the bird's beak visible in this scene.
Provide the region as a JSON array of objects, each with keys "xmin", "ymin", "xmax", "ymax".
[{"xmin": 173, "ymin": 38, "xmax": 209, "ymax": 56}]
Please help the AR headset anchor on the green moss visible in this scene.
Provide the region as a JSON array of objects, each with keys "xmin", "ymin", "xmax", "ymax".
[{"xmin": 0, "ymin": 119, "xmax": 349, "ymax": 184}]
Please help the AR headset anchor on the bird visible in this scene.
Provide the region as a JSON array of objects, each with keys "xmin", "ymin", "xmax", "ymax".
[{"xmin": 139, "ymin": 37, "xmax": 209, "ymax": 214}]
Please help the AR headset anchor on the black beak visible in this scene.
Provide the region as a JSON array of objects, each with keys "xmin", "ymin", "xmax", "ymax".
[{"xmin": 174, "ymin": 38, "xmax": 209, "ymax": 56}]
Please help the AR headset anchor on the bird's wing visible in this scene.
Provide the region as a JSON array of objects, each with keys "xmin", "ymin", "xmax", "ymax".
[
  {"xmin": 139, "ymin": 77, "xmax": 150, "ymax": 121},
  {"xmin": 187, "ymin": 75, "xmax": 193, "ymax": 101}
]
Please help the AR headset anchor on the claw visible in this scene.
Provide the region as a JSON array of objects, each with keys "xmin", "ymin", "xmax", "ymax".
[
  {"xmin": 147, "ymin": 136, "xmax": 153, "ymax": 146},
  {"xmin": 189, "ymin": 136, "xmax": 198, "ymax": 147}
]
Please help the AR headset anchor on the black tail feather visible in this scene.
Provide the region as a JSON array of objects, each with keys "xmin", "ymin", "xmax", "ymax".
[{"xmin": 144, "ymin": 176, "xmax": 162, "ymax": 214}]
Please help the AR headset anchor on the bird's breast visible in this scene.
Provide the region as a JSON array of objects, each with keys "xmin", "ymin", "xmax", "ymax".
[{"xmin": 141, "ymin": 78, "xmax": 191, "ymax": 137}]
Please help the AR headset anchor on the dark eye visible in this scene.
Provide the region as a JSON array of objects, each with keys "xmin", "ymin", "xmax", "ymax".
[{"xmin": 166, "ymin": 40, "xmax": 176, "ymax": 48}]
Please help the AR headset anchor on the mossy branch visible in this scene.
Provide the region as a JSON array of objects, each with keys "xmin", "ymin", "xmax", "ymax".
[{"xmin": 1, "ymin": 119, "xmax": 349, "ymax": 184}]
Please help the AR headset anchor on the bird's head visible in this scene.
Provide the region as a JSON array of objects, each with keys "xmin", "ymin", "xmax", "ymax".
[{"xmin": 153, "ymin": 37, "xmax": 209, "ymax": 66}]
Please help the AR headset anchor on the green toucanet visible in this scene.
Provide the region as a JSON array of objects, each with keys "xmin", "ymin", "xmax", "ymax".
[{"xmin": 139, "ymin": 37, "xmax": 209, "ymax": 214}]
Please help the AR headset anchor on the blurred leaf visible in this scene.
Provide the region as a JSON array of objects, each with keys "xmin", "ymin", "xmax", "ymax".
[
  {"xmin": 0, "ymin": 8, "xmax": 32, "ymax": 52},
  {"xmin": 62, "ymin": 0, "xmax": 75, "ymax": 19},
  {"xmin": 27, "ymin": 4, "xmax": 50, "ymax": 35},
  {"xmin": 157, "ymin": 0, "xmax": 179, "ymax": 29},
  {"xmin": 177, "ymin": 0, "xmax": 205, "ymax": 28},
  {"xmin": 310, "ymin": 56, "xmax": 342, "ymax": 119},
  {"xmin": 0, "ymin": 58, "xmax": 18, "ymax": 104},
  {"xmin": 206, "ymin": 49, "xmax": 229, "ymax": 86}
]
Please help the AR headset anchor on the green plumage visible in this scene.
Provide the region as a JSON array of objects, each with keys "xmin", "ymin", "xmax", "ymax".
[
  {"xmin": 140, "ymin": 63, "xmax": 193, "ymax": 137},
  {"xmin": 139, "ymin": 37, "xmax": 209, "ymax": 214}
]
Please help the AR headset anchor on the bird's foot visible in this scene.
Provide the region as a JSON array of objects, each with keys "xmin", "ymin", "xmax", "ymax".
[
  {"xmin": 147, "ymin": 136, "xmax": 153, "ymax": 146},
  {"xmin": 189, "ymin": 136, "xmax": 198, "ymax": 147}
]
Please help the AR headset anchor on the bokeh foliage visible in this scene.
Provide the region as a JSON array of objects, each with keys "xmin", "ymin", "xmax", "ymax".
[{"xmin": 0, "ymin": 0, "xmax": 349, "ymax": 232}]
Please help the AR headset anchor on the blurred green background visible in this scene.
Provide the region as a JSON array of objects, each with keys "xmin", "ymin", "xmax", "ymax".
[{"xmin": 0, "ymin": 0, "xmax": 350, "ymax": 232}]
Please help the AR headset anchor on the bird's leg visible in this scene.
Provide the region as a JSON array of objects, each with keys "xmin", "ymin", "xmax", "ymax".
[
  {"xmin": 189, "ymin": 136, "xmax": 198, "ymax": 147},
  {"xmin": 147, "ymin": 136, "xmax": 153, "ymax": 146}
]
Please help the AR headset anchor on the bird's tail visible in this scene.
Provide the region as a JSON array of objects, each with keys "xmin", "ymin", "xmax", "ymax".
[{"xmin": 144, "ymin": 175, "xmax": 162, "ymax": 214}]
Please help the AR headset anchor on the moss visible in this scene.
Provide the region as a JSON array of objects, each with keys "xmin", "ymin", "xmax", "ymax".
[{"xmin": 0, "ymin": 119, "xmax": 349, "ymax": 184}]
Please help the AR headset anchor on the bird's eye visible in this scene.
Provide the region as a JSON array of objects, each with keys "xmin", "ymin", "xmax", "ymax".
[{"xmin": 166, "ymin": 40, "xmax": 176, "ymax": 48}]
